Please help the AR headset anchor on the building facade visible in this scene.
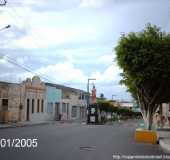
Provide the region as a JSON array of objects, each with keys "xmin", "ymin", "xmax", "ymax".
[
  {"xmin": 20, "ymin": 76, "xmax": 47, "ymax": 122},
  {"xmin": 46, "ymin": 84, "xmax": 87, "ymax": 121},
  {"xmin": 61, "ymin": 90, "xmax": 86, "ymax": 121},
  {"xmin": 45, "ymin": 84, "xmax": 62, "ymax": 121},
  {"xmin": 0, "ymin": 78, "xmax": 87, "ymax": 123},
  {"xmin": 0, "ymin": 82, "xmax": 21, "ymax": 123},
  {"xmin": 0, "ymin": 76, "xmax": 47, "ymax": 123}
]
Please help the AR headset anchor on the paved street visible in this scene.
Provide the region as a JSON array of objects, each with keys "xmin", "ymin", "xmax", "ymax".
[{"xmin": 0, "ymin": 120, "xmax": 169, "ymax": 160}]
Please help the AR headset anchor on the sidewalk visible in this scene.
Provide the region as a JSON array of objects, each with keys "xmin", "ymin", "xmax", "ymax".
[
  {"xmin": 157, "ymin": 128, "xmax": 170, "ymax": 152},
  {"xmin": 0, "ymin": 119, "xmax": 86, "ymax": 129},
  {"xmin": 0, "ymin": 121, "xmax": 53, "ymax": 129}
]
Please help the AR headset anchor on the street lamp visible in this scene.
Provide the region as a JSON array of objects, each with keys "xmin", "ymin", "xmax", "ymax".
[
  {"xmin": 0, "ymin": 0, "xmax": 7, "ymax": 6},
  {"xmin": 0, "ymin": 25, "xmax": 11, "ymax": 32},
  {"xmin": 0, "ymin": 24, "xmax": 11, "ymax": 58}
]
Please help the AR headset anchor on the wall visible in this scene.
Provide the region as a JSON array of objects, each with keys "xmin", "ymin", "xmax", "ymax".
[
  {"xmin": 46, "ymin": 85, "xmax": 62, "ymax": 120},
  {"xmin": 0, "ymin": 83, "xmax": 21, "ymax": 122},
  {"xmin": 61, "ymin": 90, "xmax": 87, "ymax": 121},
  {"xmin": 21, "ymin": 76, "xmax": 47, "ymax": 122}
]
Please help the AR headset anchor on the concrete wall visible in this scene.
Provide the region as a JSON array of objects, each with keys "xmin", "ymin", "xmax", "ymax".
[
  {"xmin": 61, "ymin": 91, "xmax": 87, "ymax": 121},
  {"xmin": 0, "ymin": 83, "xmax": 21, "ymax": 122}
]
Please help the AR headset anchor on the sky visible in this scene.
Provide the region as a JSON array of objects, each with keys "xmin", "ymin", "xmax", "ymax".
[{"xmin": 0, "ymin": 0, "xmax": 170, "ymax": 100}]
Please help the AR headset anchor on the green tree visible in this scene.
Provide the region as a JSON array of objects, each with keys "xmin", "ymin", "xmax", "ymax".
[
  {"xmin": 100, "ymin": 93, "xmax": 105, "ymax": 100},
  {"xmin": 115, "ymin": 24, "xmax": 170, "ymax": 130}
]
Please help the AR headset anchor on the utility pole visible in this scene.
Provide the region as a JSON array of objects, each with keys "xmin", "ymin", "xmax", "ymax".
[
  {"xmin": 112, "ymin": 94, "xmax": 116, "ymax": 100},
  {"xmin": 87, "ymin": 78, "xmax": 96, "ymax": 123}
]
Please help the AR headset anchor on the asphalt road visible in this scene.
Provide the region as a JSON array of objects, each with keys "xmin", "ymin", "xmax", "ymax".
[{"xmin": 0, "ymin": 120, "xmax": 169, "ymax": 160}]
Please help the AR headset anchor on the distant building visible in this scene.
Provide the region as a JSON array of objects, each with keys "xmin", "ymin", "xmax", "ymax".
[
  {"xmin": 118, "ymin": 101, "xmax": 134, "ymax": 109},
  {"xmin": 109, "ymin": 100, "xmax": 120, "ymax": 107}
]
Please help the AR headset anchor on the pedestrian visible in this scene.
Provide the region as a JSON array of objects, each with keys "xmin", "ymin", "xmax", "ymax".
[
  {"xmin": 101, "ymin": 111, "xmax": 105, "ymax": 124},
  {"xmin": 168, "ymin": 109, "xmax": 170, "ymax": 126},
  {"xmin": 155, "ymin": 112, "xmax": 161, "ymax": 128}
]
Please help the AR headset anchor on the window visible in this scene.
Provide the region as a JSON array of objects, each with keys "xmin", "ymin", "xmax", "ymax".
[
  {"xmin": 2, "ymin": 99, "xmax": 8, "ymax": 111},
  {"xmin": 32, "ymin": 99, "xmax": 34, "ymax": 114},
  {"xmin": 79, "ymin": 93, "xmax": 85, "ymax": 100},
  {"xmin": 79, "ymin": 94, "xmax": 81, "ymax": 100},
  {"xmin": 72, "ymin": 106, "xmax": 77, "ymax": 117},
  {"xmin": 37, "ymin": 99, "xmax": 40, "ymax": 113},
  {"xmin": 41, "ymin": 100, "xmax": 44, "ymax": 113},
  {"xmin": 2, "ymin": 99, "xmax": 8, "ymax": 106},
  {"xmin": 62, "ymin": 103, "xmax": 66, "ymax": 113},
  {"xmin": 82, "ymin": 94, "xmax": 85, "ymax": 100},
  {"xmin": 47, "ymin": 102, "xmax": 53, "ymax": 114}
]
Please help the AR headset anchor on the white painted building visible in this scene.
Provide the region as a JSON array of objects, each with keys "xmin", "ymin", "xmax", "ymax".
[
  {"xmin": 20, "ymin": 76, "xmax": 47, "ymax": 122},
  {"xmin": 53, "ymin": 84, "xmax": 87, "ymax": 121}
]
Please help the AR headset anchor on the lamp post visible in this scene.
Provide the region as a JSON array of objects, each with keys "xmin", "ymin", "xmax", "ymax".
[
  {"xmin": 0, "ymin": 25, "xmax": 11, "ymax": 32},
  {"xmin": 0, "ymin": 24, "xmax": 11, "ymax": 58},
  {"xmin": 87, "ymin": 78, "xmax": 96, "ymax": 123},
  {"xmin": 0, "ymin": 0, "xmax": 7, "ymax": 6}
]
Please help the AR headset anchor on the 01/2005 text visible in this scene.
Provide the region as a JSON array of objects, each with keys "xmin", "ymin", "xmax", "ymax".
[{"xmin": 0, "ymin": 138, "xmax": 38, "ymax": 148}]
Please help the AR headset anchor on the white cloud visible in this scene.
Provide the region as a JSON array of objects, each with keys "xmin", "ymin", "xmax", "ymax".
[
  {"xmin": 35, "ymin": 61, "xmax": 87, "ymax": 83},
  {"xmin": 0, "ymin": 59, "xmax": 7, "ymax": 65},
  {"xmin": 96, "ymin": 53, "xmax": 114, "ymax": 64},
  {"xmin": 32, "ymin": 59, "xmax": 121, "ymax": 85},
  {"xmin": 90, "ymin": 64, "xmax": 121, "ymax": 83},
  {"xmin": 80, "ymin": 0, "xmax": 109, "ymax": 8},
  {"xmin": 9, "ymin": 25, "xmax": 98, "ymax": 49}
]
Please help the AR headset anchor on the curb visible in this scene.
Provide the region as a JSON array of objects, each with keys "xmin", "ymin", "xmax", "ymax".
[
  {"xmin": 159, "ymin": 138, "xmax": 170, "ymax": 153},
  {"xmin": 0, "ymin": 122, "xmax": 51, "ymax": 129}
]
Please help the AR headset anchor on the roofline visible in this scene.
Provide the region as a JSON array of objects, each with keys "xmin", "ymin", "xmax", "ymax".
[
  {"xmin": 45, "ymin": 82, "xmax": 87, "ymax": 93},
  {"xmin": 0, "ymin": 81, "xmax": 19, "ymax": 85}
]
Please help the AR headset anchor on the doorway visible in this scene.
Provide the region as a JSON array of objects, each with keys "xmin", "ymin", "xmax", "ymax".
[
  {"xmin": 26, "ymin": 99, "xmax": 30, "ymax": 121},
  {"xmin": 55, "ymin": 103, "xmax": 60, "ymax": 120}
]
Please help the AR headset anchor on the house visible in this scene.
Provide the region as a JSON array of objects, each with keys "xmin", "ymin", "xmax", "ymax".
[
  {"xmin": 0, "ymin": 81, "xmax": 21, "ymax": 123},
  {"xmin": 45, "ymin": 83, "xmax": 62, "ymax": 121},
  {"xmin": 21, "ymin": 76, "xmax": 46, "ymax": 122},
  {"xmin": 45, "ymin": 83, "xmax": 87, "ymax": 121},
  {"xmin": 0, "ymin": 76, "xmax": 47, "ymax": 123},
  {"xmin": 0, "ymin": 77, "xmax": 87, "ymax": 123}
]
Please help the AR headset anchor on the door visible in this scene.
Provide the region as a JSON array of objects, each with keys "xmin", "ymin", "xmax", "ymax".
[
  {"xmin": 66, "ymin": 103, "xmax": 69, "ymax": 120},
  {"xmin": 1, "ymin": 99, "xmax": 8, "ymax": 122},
  {"xmin": 26, "ymin": 99, "xmax": 30, "ymax": 121},
  {"xmin": 55, "ymin": 103, "xmax": 60, "ymax": 120}
]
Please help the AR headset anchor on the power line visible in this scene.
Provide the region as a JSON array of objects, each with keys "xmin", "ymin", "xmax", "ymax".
[
  {"xmin": 0, "ymin": 1, "xmax": 118, "ymax": 88},
  {"xmin": 4, "ymin": 55, "xmax": 55, "ymax": 83}
]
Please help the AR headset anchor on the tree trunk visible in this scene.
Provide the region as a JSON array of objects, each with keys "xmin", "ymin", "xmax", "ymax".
[
  {"xmin": 141, "ymin": 106, "xmax": 153, "ymax": 130},
  {"xmin": 146, "ymin": 110, "xmax": 153, "ymax": 130}
]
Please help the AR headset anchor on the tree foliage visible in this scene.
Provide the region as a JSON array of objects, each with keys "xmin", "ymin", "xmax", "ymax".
[{"xmin": 115, "ymin": 24, "xmax": 170, "ymax": 130}]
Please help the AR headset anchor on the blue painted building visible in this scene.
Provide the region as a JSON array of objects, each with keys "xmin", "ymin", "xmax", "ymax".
[{"xmin": 45, "ymin": 84, "xmax": 62, "ymax": 120}]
